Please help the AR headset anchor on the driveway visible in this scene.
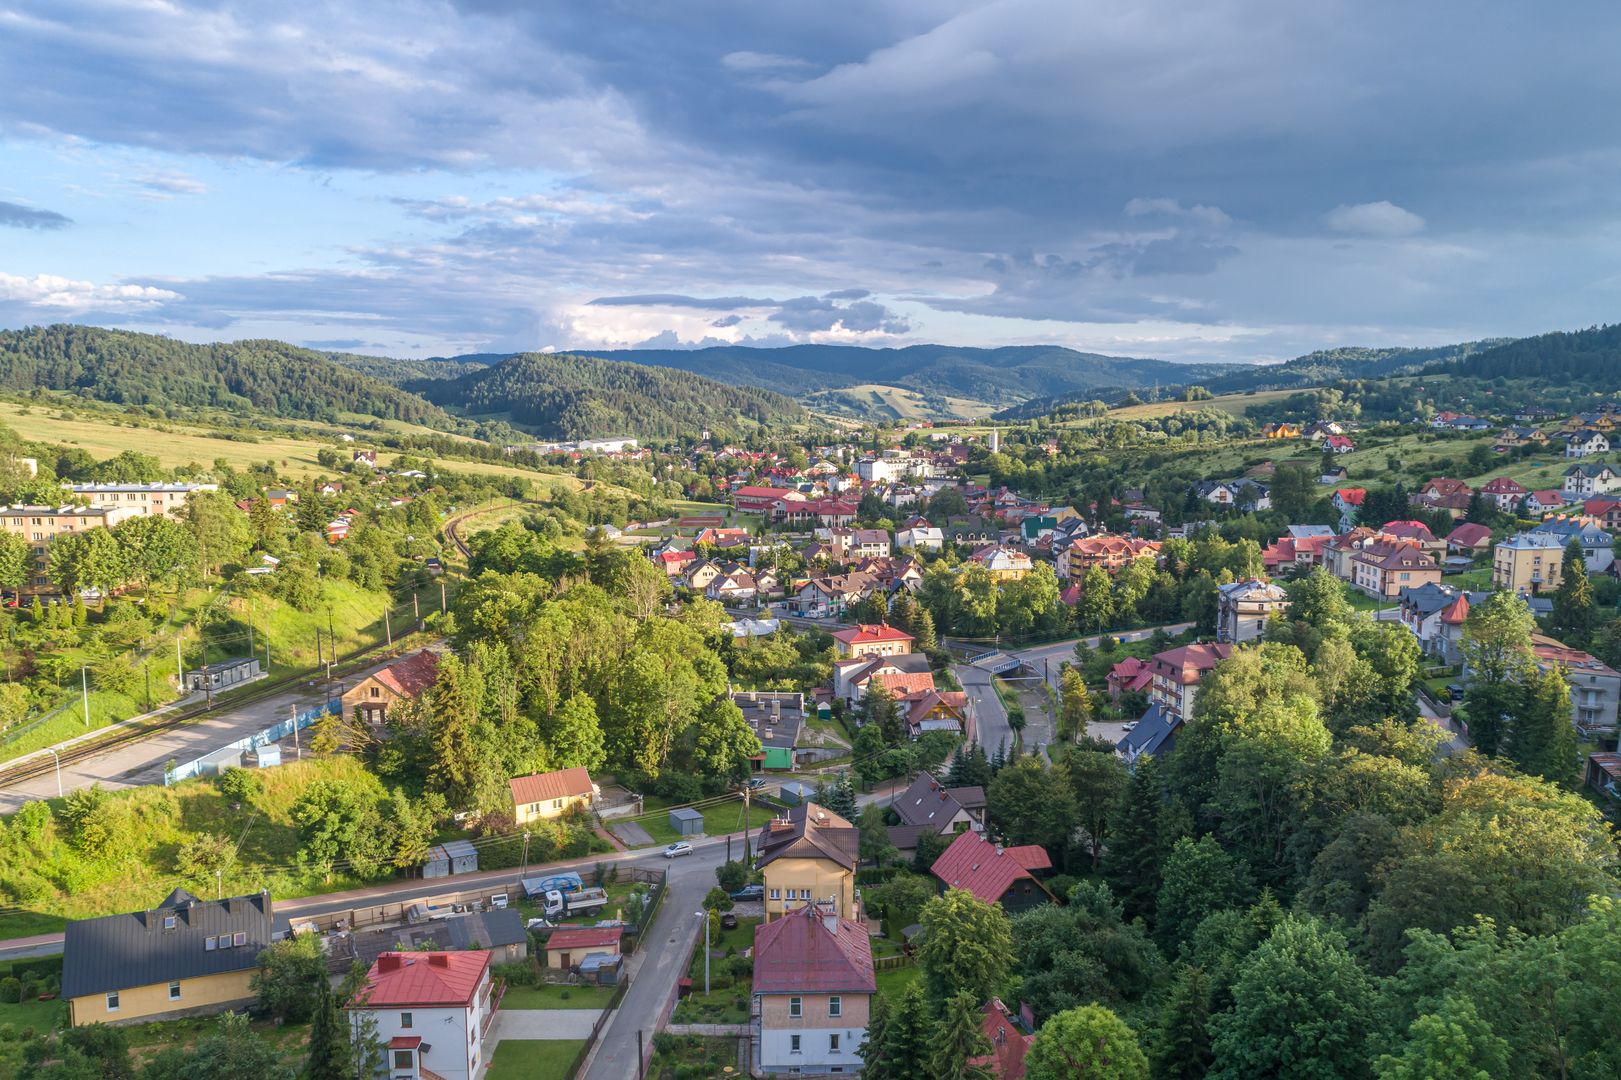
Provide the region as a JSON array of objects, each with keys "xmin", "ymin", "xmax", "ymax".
[{"xmin": 492, "ymin": 1009, "xmax": 603, "ymax": 1041}]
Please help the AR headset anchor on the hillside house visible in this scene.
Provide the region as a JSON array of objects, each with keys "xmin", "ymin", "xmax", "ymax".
[
  {"xmin": 830, "ymin": 623, "xmax": 915, "ymax": 660},
  {"xmin": 885, "ymin": 774, "xmax": 985, "ymax": 857},
  {"xmin": 509, "ymin": 767, "xmax": 596, "ymax": 825},
  {"xmin": 345, "ymin": 951, "xmax": 495, "ymax": 1080},
  {"xmin": 1480, "ymin": 476, "xmax": 1529, "ymax": 512},
  {"xmin": 1566, "ymin": 430, "xmax": 1611, "ymax": 458},
  {"xmin": 1563, "ymin": 463, "xmax": 1621, "ymax": 498},
  {"xmin": 1148, "ymin": 643, "xmax": 1235, "ymax": 722},
  {"xmin": 1493, "ymin": 532, "xmax": 1566, "ymax": 592},
  {"xmin": 929, "ymin": 830, "xmax": 1053, "ymax": 914},
  {"xmin": 341, "ymin": 650, "xmax": 441, "ymax": 723},
  {"xmin": 1216, "ymin": 579, "xmax": 1289, "ymax": 643}
]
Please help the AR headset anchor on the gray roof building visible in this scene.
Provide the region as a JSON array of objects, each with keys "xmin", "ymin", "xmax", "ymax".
[{"xmin": 61, "ymin": 888, "xmax": 273, "ymax": 1002}]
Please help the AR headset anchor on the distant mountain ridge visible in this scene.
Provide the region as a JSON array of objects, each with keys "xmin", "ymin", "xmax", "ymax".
[
  {"xmin": 416, "ymin": 342, "xmax": 1245, "ymax": 409},
  {"xmin": 412, "ymin": 352, "xmax": 807, "ymax": 439}
]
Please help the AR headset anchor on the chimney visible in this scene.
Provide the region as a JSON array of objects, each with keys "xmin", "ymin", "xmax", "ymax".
[
  {"xmin": 995, "ymin": 843, "xmax": 1004, "ymax": 856},
  {"xmin": 378, "ymin": 955, "xmax": 402, "ymax": 973},
  {"xmin": 429, "ymin": 954, "xmax": 450, "ymax": 968},
  {"xmin": 823, "ymin": 913, "xmax": 839, "ymax": 934}
]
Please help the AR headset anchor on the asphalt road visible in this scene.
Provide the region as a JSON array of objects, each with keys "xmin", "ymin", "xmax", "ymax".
[
  {"xmin": 954, "ymin": 663, "xmax": 1011, "ymax": 756},
  {"xmin": 1009, "ymin": 623, "xmax": 1196, "ymax": 689}
]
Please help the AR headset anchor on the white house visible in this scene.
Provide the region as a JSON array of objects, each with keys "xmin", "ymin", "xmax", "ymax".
[
  {"xmin": 896, "ymin": 524, "xmax": 945, "ymax": 552},
  {"xmin": 346, "ymin": 951, "xmax": 495, "ymax": 1080},
  {"xmin": 1567, "ymin": 430, "xmax": 1611, "ymax": 458},
  {"xmin": 752, "ymin": 905, "xmax": 875, "ymax": 1077},
  {"xmin": 1563, "ymin": 463, "xmax": 1621, "ymax": 498}
]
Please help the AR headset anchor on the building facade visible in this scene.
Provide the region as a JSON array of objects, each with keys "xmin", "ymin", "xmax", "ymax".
[{"xmin": 752, "ymin": 905, "xmax": 875, "ymax": 1077}]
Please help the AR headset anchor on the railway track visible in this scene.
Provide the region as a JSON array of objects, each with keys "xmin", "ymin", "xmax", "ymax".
[{"xmin": 0, "ymin": 499, "xmax": 527, "ymax": 793}]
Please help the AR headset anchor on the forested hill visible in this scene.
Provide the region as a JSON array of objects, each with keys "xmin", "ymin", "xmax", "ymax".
[
  {"xmin": 0, "ymin": 324, "xmax": 453, "ymax": 426},
  {"xmin": 416, "ymin": 352, "xmax": 808, "ymax": 439},
  {"xmin": 497, "ymin": 343, "xmax": 1242, "ymax": 405},
  {"xmin": 1199, "ymin": 340, "xmax": 1503, "ymax": 394},
  {"xmin": 1444, "ymin": 323, "xmax": 1621, "ymax": 381}
]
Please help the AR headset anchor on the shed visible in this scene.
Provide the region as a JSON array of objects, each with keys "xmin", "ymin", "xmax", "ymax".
[
  {"xmin": 777, "ymin": 781, "xmax": 816, "ymax": 806},
  {"xmin": 544, "ymin": 925, "xmax": 623, "ymax": 970},
  {"xmin": 184, "ymin": 657, "xmax": 262, "ymax": 692},
  {"xmin": 422, "ymin": 839, "xmax": 479, "ymax": 879},
  {"xmin": 669, "ymin": 807, "xmax": 705, "ymax": 836}
]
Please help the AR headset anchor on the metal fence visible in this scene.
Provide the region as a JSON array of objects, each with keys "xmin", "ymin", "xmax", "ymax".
[{"xmin": 163, "ymin": 697, "xmax": 340, "ymax": 784}]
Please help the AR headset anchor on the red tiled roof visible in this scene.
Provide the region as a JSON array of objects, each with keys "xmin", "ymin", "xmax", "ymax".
[
  {"xmin": 972, "ymin": 999, "xmax": 1034, "ymax": 1080},
  {"xmin": 874, "ymin": 671, "xmax": 937, "ymax": 697},
  {"xmin": 753, "ymin": 905, "xmax": 875, "ymax": 994},
  {"xmin": 373, "ymin": 650, "xmax": 441, "ymax": 698},
  {"xmin": 1481, "ymin": 477, "xmax": 1527, "ymax": 495},
  {"xmin": 1446, "ymin": 523, "xmax": 1492, "ymax": 548},
  {"xmin": 544, "ymin": 927, "xmax": 623, "ymax": 952},
  {"xmin": 509, "ymin": 767, "xmax": 594, "ymax": 807},
  {"xmin": 830, "ymin": 623, "xmax": 915, "ymax": 646},
  {"xmin": 389, "ymin": 1036, "xmax": 423, "ymax": 1050},
  {"xmin": 1439, "ymin": 593, "xmax": 1471, "ymax": 626},
  {"xmin": 734, "ymin": 485, "xmax": 796, "ymax": 499},
  {"xmin": 1150, "ymin": 643, "xmax": 1235, "ymax": 685},
  {"xmin": 929, "ymin": 830, "xmax": 1051, "ymax": 905},
  {"xmin": 1335, "ymin": 488, "xmax": 1366, "ymax": 505},
  {"xmin": 351, "ymin": 951, "xmax": 489, "ymax": 1008},
  {"xmin": 1529, "ymin": 489, "xmax": 1564, "ymax": 504}
]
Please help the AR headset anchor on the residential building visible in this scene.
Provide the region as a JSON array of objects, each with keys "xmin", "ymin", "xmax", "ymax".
[
  {"xmin": 1493, "ymin": 532, "xmax": 1566, "ymax": 592},
  {"xmin": 1332, "ymin": 487, "xmax": 1366, "ymax": 527},
  {"xmin": 896, "ymin": 523, "xmax": 944, "ymax": 551},
  {"xmin": 1324, "ymin": 434, "xmax": 1355, "ymax": 453},
  {"xmin": 733, "ymin": 691, "xmax": 805, "ymax": 772},
  {"xmin": 706, "ymin": 566, "xmax": 760, "ymax": 605},
  {"xmin": 752, "ymin": 904, "xmax": 875, "ymax": 1077},
  {"xmin": 1262, "ymin": 422, "xmax": 1301, "ymax": 439},
  {"xmin": 1523, "ymin": 489, "xmax": 1567, "ymax": 516},
  {"xmin": 67, "ymin": 481, "xmax": 217, "ymax": 519},
  {"xmin": 340, "ymin": 650, "xmax": 441, "ymax": 723},
  {"xmin": 885, "ymin": 774, "xmax": 985, "ymax": 857},
  {"xmin": 1445, "ymin": 522, "xmax": 1493, "ymax": 557},
  {"xmin": 1379, "ymin": 520, "xmax": 1447, "ymax": 560},
  {"xmin": 1533, "ymin": 634, "xmax": 1621, "ymax": 734},
  {"xmin": 1215, "ymin": 579, "xmax": 1288, "ymax": 643},
  {"xmin": 755, "ymin": 803, "xmax": 860, "ymax": 923},
  {"xmin": 1116, "ymin": 702, "xmax": 1181, "ymax": 764},
  {"xmin": 1191, "ymin": 479, "xmax": 1271, "ymax": 511},
  {"xmin": 1528, "ymin": 517, "xmax": 1615, "ymax": 573},
  {"xmin": 1397, "ymin": 583, "xmax": 1474, "ymax": 665},
  {"xmin": 62, "ymin": 889, "xmax": 273, "ymax": 1027},
  {"xmin": 1585, "ymin": 497, "xmax": 1621, "ymax": 531},
  {"xmin": 1349, "ymin": 540, "xmax": 1442, "ymax": 599},
  {"xmin": 1566, "ymin": 429, "xmax": 1611, "ymax": 458},
  {"xmin": 791, "ymin": 573, "xmax": 878, "ymax": 619},
  {"xmin": 1563, "ymin": 463, "xmax": 1621, "ymax": 498},
  {"xmin": 1105, "ymin": 656, "xmax": 1152, "ymax": 700},
  {"xmin": 929, "ymin": 830, "xmax": 1053, "ymax": 914},
  {"xmin": 0, "ymin": 503, "xmax": 139, "ymax": 591},
  {"xmin": 968, "ymin": 545, "xmax": 1032, "ymax": 580},
  {"xmin": 828, "ymin": 528, "xmax": 892, "ymax": 560},
  {"xmin": 1147, "ymin": 642, "xmax": 1235, "ymax": 722},
  {"xmin": 345, "ymin": 951, "xmax": 495, "ymax": 1080},
  {"xmin": 832, "ymin": 651, "xmax": 932, "ymax": 708},
  {"xmin": 1261, "ymin": 533, "xmax": 1333, "ymax": 575},
  {"xmin": 1056, "ymin": 534, "xmax": 1161, "ymax": 579},
  {"xmin": 734, "ymin": 486, "xmax": 801, "ymax": 514},
  {"xmin": 830, "ymin": 623, "xmax": 915, "ymax": 660},
  {"xmin": 1479, "ymin": 477, "xmax": 1529, "ymax": 512},
  {"xmin": 509, "ymin": 767, "xmax": 596, "ymax": 825}
]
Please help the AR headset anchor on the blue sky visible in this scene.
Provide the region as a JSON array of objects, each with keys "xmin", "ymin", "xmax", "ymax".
[{"xmin": 3, "ymin": 0, "xmax": 1621, "ymax": 364}]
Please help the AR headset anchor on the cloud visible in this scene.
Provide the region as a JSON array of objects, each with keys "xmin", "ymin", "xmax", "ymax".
[
  {"xmin": 769, "ymin": 295, "xmax": 911, "ymax": 334},
  {"xmin": 721, "ymin": 51, "xmax": 813, "ymax": 73},
  {"xmin": 0, "ymin": 272, "xmax": 179, "ymax": 311},
  {"xmin": 1324, "ymin": 200, "xmax": 1426, "ymax": 237},
  {"xmin": 589, "ymin": 294, "xmax": 778, "ymax": 311},
  {"xmin": 1124, "ymin": 198, "xmax": 1232, "ymax": 231},
  {"xmin": 710, "ymin": 314, "xmax": 743, "ymax": 328},
  {"xmin": 0, "ymin": 200, "xmax": 71, "ymax": 230},
  {"xmin": 133, "ymin": 171, "xmax": 208, "ymax": 197}
]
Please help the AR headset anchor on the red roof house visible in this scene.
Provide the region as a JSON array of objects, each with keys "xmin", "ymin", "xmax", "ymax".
[
  {"xmin": 509, "ymin": 767, "xmax": 596, "ymax": 823},
  {"xmin": 830, "ymin": 623, "xmax": 915, "ymax": 658},
  {"xmin": 340, "ymin": 650, "xmax": 441, "ymax": 719},
  {"xmin": 543, "ymin": 926, "xmax": 623, "ymax": 965},
  {"xmin": 1446, "ymin": 522, "xmax": 1493, "ymax": 555},
  {"xmin": 351, "ymin": 951, "xmax": 490, "ymax": 1008},
  {"xmin": 929, "ymin": 830, "xmax": 1053, "ymax": 912},
  {"xmin": 971, "ymin": 998, "xmax": 1036, "ymax": 1080},
  {"xmin": 752, "ymin": 903, "xmax": 876, "ymax": 995}
]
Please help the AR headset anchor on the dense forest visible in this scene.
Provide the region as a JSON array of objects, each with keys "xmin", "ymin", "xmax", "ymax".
[
  {"xmin": 418, "ymin": 352, "xmax": 807, "ymax": 439},
  {"xmin": 1445, "ymin": 322, "xmax": 1621, "ymax": 382},
  {"xmin": 0, "ymin": 325, "xmax": 455, "ymax": 426}
]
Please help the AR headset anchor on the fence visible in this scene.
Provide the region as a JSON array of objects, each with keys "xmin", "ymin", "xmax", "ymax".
[
  {"xmin": 623, "ymin": 868, "xmax": 668, "ymax": 956},
  {"xmin": 564, "ymin": 978, "xmax": 631, "ymax": 1079},
  {"xmin": 164, "ymin": 697, "xmax": 340, "ymax": 784}
]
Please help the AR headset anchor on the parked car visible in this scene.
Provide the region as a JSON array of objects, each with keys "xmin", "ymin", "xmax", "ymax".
[
  {"xmin": 720, "ymin": 913, "xmax": 739, "ymax": 931},
  {"xmin": 728, "ymin": 884, "xmax": 764, "ymax": 902},
  {"xmin": 1446, "ymin": 683, "xmax": 1466, "ymax": 702},
  {"xmin": 747, "ymin": 778, "xmax": 768, "ymax": 790},
  {"xmin": 663, "ymin": 841, "xmax": 693, "ymax": 859}
]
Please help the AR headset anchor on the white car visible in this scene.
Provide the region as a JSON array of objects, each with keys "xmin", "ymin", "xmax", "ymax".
[{"xmin": 663, "ymin": 841, "xmax": 693, "ymax": 859}]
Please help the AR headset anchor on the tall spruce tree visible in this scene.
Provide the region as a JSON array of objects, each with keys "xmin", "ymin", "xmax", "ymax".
[
  {"xmin": 1507, "ymin": 664, "xmax": 1578, "ymax": 785},
  {"xmin": 928, "ymin": 991, "xmax": 995, "ymax": 1080},
  {"xmin": 1551, "ymin": 538, "xmax": 1595, "ymax": 643},
  {"xmin": 305, "ymin": 974, "xmax": 355, "ymax": 1080}
]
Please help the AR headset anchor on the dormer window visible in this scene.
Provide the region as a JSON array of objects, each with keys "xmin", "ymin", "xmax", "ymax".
[{"xmin": 163, "ymin": 915, "xmax": 177, "ymax": 930}]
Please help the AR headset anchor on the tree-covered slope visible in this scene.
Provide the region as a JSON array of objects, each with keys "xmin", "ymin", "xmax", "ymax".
[
  {"xmin": 417, "ymin": 352, "xmax": 807, "ymax": 439},
  {"xmin": 1442, "ymin": 323, "xmax": 1621, "ymax": 382},
  {"xmin": 0, "ymin": 324, "xmax": 453, "ymax": 425}
]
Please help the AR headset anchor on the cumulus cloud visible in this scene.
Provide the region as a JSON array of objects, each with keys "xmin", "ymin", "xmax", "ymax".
[
  {"xmin": 1324, "ymin": 201, "xmax": 1426, "ymax": 237},
  {"xmin": 0, "ymin": 200, "xmax": 71, "ymax": 230},
  {"xmin": 0, "ymin": 272, "xmax": 179, "ymax": 311}
]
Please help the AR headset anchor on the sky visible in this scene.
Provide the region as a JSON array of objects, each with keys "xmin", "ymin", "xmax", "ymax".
[{"xmin": 3, "ymin": 0, "xmax": 1621, "ymax": 366}]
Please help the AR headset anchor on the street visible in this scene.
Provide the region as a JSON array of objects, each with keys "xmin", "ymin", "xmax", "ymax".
[
  {"xmin": 1008, "ymin": 622, "xmax": 1196, "ymax": 689},
  {"xmin": 953, "ymin": 662, "xmax": 1011, "ymax": 756}
]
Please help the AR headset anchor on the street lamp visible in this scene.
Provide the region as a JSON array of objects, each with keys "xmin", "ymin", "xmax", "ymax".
[
  {"xmin": 694, "ymin": 910, "xmax": 710, "ymax": 994},
  {"xmin": 46, "ymin": 747, "xmax": 62, "ymax": 798}
]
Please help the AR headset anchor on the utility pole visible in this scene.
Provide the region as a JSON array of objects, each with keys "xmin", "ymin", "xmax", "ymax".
[
  {"xmin": 176, "ymin": 627, "xmax": 183, "ymax": 690},
  {"xmin": 215, "ymin": 869, "xmax": 222, "ymax": 900},
  {"xmin": 440, "ymin": 580, "xmax": 447, "ymax": 614},
  {"xmin": 327, "ymin": 609, "xmax": 336, "ymax": 680},
  {"xmin": 80, "ymin": 666, "xmax": 89, "ymax": 727},
  {"xmin": 384, "ymin": 607, "xmax": 392, "ymax": 647},
  {"xmin": 247, "ymin": 605, "xmax": 254, "ymax": 658},
  {"xmin": 292, "ymin": 704, "xmax": 301, "ymax": 759},
  {"xmin": 520, "ymin": 831, "xmax": 531, "ymax": 879},
  {"xmin": 47, "ymin": 747, "xmax": 61, "ymax": 798},
  {"xmin": 263, "ymin": 607, "xmax": 270, "ymax": 671},
  {"xmin": 413, "ymin": 592, "xmax": 421, "ymax": 631}
]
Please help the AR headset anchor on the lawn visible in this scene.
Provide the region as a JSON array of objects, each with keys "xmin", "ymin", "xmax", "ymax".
[
  {"xmin": 485, "ymin": 1038, "xmax": 588, "ymax": 1080},
  {"xmin": 0, "ymin": 996, "xmax": 63, "ymax": 1033},
  {"xmin": 671, "ymin": 916, "xmax": 759, "ymax": 1025},
  {"xmin": 629, "ymin": 795, "xmax": 772, "ymax": 848},
  {"xmin": 874, "ymin": 963, "xmax": 922, "ymax": 999},
  {"xmin": 500, "ymin": 983, "xmax": 616, "ymax": 1010}
]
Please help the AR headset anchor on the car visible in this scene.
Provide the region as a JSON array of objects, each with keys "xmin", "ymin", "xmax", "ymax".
[
  {"xmin": 1120, "ymin": 721, "xmax": 1138, "ymax": 732},
  {"xmin": 663, "ymin": 841, "xmax": 693, "ymax": 859},
  {"xmin": 720, "ymin": 913, "xmax": 739, "ymax": 931},
  {"xmin": 728, "ymin": 884, "xmax": 764, "ymax": 902},
  {"xmin": 1446, "ymin": 683, "xmax": 1466, "ymax": 702},
  {"xmin": 747, "ymin": 778, "xmax": 768, "ymax": 790}
]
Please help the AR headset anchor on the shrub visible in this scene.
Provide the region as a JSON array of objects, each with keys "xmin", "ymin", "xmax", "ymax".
[
  {"xmin": 0, "ymin": 978, "xmax": 20, "ymax": 1004},
  {"xmin": 491, "ymin": 961, "xmax": 539, "ymax": 988}
]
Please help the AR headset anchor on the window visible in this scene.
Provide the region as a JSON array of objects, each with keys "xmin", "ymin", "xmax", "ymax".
[
  {"xmin": 106, "ymin": 992, "xmax": 119, "ymax": 1012},
  {"xmin": 392, "ymin": 1051, "xmax": 414, "ymax": 1070},
  {"xmin": 233, "ymin": 932, "xmax": 247, "ymax": 946},
  {"xmin": 828, "ymin": 996, "xmax": 841, "ymax": 1018},
  {"xmin": 790, "ymin": 1035, "xmax": 801, "ymax": 1054},
  {"xmin": 789, "ymin": 996, "xmax": 802, "ymax": 1018},
  {"xmin": 218, "ymin": 936, "xmax": 231, "ymax": 950},
  {"xmin": 205, "ymin": 936, "xmax": 217, "ymax": 951},
  {"xmin": 168, "ymin": 982, "xmax": 181, "ymax": 1001},
  {"xmin": 769, "ymin": 888, "xmax": 781, "ymax": 900},
  {"xmin": 370, "ymin": 686, "xmax": 381, "ymax": 698},
  {"xmin": 401, "ymin": 1012, "xmax": 413, "ymax": 1029},
  {"xmin": 799, "ymin": 889, "xmax": 811, "ymax": 901},
  {"xmin": 830, "ymin": 1034, "xmax": 841, "ymax": 1053},
  {"xmin": 163, "ymin": 915, "xmax": 177, "ymax": 930}
]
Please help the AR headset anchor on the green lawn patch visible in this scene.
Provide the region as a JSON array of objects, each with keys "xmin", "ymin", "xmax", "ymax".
[
  {"xmin": 486, "ymin": 1038, "xmax": 588, "ymax": 1080},
  {"xmin": 628, "ymin": 795, "xmax": 770, "ymax": 849},
  {"xmin": 874, "ymin": 964, "xmax": 921, "ymax": 999},
  {"xmin": 0, "ymin": 911, "xmax": 68, "ymax": 939},
  {"xmin": 0, "ymin": 996, "xmax": 63, "ymax": 1033},
  {"xmin": 500, "ymin": 983, "xmax": 615, "ymax": 1010}
]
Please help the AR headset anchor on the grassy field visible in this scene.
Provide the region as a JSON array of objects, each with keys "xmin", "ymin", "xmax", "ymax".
[
  {"xmin": 500, "ymin": 983, "xmax": 616, "ymax": 1010},
  {"xmin": 486, "ymin": 1039, "xmax": 588, "ymax": 1080},
  {"xmin": 647, "ymin": 1034, "xmax": 740, "ymax": 1079},
  {"xmin": 809, "ymin": 383, "xmax": 995, "ymax": 422},
  {"xmin": 0, "ymin": 996, "xmax": 62, "ymax": 1033},
  {"xmin": 1069, "ymin": 387, "xmax": 1300, "ymax": 424},
  {"xmin": 874, "ymin": 963, "xmax": 922, "ymax": 998}
]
